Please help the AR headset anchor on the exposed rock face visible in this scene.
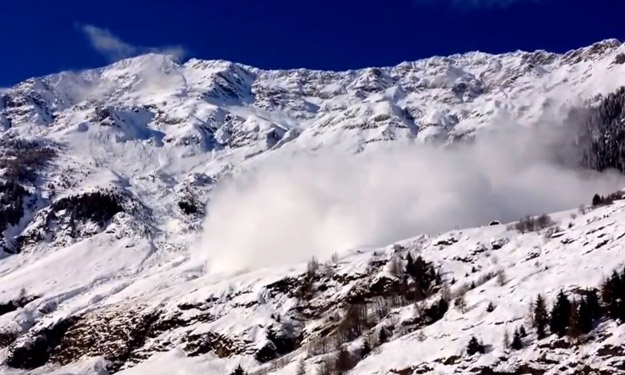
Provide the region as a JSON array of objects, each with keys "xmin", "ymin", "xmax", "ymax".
[
  {"xmin": 576, "ymin": 87, "xmax": 625, "ymax": 172},
  {"xmin": 16, "ymin": 190, "xmax": 144, "ymax": 250},
  {"xmin": 0, "ymin": 181, "xmax": 28, "ymax": 244},
  {"xmin": 6, "ymin": 318, "xmax": 77, "ymax": 369}
]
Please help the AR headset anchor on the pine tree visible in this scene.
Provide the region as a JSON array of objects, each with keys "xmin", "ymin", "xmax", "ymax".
[
  {"xmin": 601, "ymin": 271, "xmax": 621, "ymax": 320},
  {"xmin": 585, "ymin": 288, "xmax": 602, "ymax": 320},
  {"xmin": 361, "ymin": 339, "xmax": 371, "ymax": 358},
  {"xmin": 335, "ymin": 345, "xmax": 354, "ymax": 375},
  {"xmin": 230, "ymin": 365, "xmax": 246, "ymax": 375},
  {"xmin": 592, "ymin": 193, "xmax": 602, "ymax": 206},
  {"xmin": 518, "ymin": 325, "xmax": 527, "ymax": 337},
  {"xmin": 467, "ymin": 336, "xmax": 484, "ymax": 355},
  {"xmin": 455, "ymin": 294, "xmax": 467, "ymax": 313},
  {"xmin": 378, "ymin": 328, "xmax": 388, "ymax": 344},
  {"xmin": 410, "ymin": 255, "xmax": 437, "ymax": 299},
  {"xmin": 405, "ymin": 252, "xmax": 415, "ymax": 276},
  {"xmin": 511, "ymin": 328, "xmax": 523, "ymax": 350},
  {"xmin": 617, "ymin": 268, "xmax": 625, "ymax": 321},
  {"xmin": 550, "ymin": 290, "xmax": 571, "ymax": 337},
  {"xmin": 533, "ymin": 294, "xmax": 549, "ymax": 339}
]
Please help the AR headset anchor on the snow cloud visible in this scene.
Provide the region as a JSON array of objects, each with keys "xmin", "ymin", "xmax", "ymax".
[
  {"xmin": 78, "ymin": 24, "xmax": 186, "ymax": 62},
  {"xmin": 198, "ymin": 124, "xmax": 625, "ymax": 273}
]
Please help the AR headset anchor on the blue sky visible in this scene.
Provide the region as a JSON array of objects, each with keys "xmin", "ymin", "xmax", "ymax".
[{"xmin": 0, "ymin": 0, "xmax": 623, "ymax": 86}]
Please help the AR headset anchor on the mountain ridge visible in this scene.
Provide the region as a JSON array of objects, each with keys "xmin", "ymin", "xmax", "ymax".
[{"xmin": 1, "ymin": 39, "xmax": 625, "ymax": 374}]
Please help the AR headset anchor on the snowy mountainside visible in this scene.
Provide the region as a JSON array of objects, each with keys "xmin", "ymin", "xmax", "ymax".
[
  {"xmin": 0, "ymin": 39, "xmax": 625, "ymax": 374},
  {"xmin": 1, "ymin": 39, "xmax": 625, "ymax": 254},
  {"xmin": 5, "ymin": 197, "xmax": 625, "ymax": 375}
]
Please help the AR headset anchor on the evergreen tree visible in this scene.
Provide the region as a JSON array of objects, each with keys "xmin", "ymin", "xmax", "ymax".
[
  {"xmin": 424, "ymin": 298, "xmax": 449, "ymax": 323},
  {"xmin": 230, "ymin": 365, "xmax": 246, "ymax": 375},
  {"xmin": 533, "ymin": 294, "xmax": 549, "ymax": 339},
  {"xmin": 518, "ymin": 325, "xmax": 527, "ymax": 337},
  {"xmin": 361, "ymin": 339, "xmax": 371, "ymax": 358},
  {"xmin": 550, "ymin": 290, "xmax": 571, "ymax": 337},
  {"xmin": 407, "ymin": 255, "xmax": 437, "ymax": 299},
  {"xmin": 585, "ymin": 288, "xmax": 602, "ymax": 320},
  {"xmin": 617, "ymin": 268, "xmax": 625, "ymax": 321},
  {"xmin": 405, "ymin": 252, "xmax": 415, "ymax": 276},
  {"xmin": 466, "ymin": 336, "xmax": 484, "ymax": 355},
  {"xmin": 335, "ymin": 345, "xmax": 354, "ymax": 375},
  {"xmin": 601, "ymin": 271, "xmax": 621, "ymax": 319},
  {"xmin": 378, "ymin": 328, "xmax": 388, "ymax": 344},
  {"xmin": 511, "ymin": 328, "xmax": 523, "ymax": 350},
  {"xmin": 592, "ymin": 193, "xmax": 602, "ymax": 206}
]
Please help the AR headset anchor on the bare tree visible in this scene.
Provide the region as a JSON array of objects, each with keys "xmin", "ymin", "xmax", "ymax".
[
  {"xmin": 515, "ymin": 216, "xmax": 537, "ymax": 233},
  {"xmin": 454, "ymin": 294, "xmax": 467, "ymax": 313},
  {"xmin": 416, "ymin": 330, "xmax": 426, "ymax": 342},
  {"xmin": 316, "ymin": 357, "xmax": 331, "ymax": 375},
  {"xmin": 503, "ymin": 329, "xmax": 510, "ymax": 350},
  {"xmin": 371, "ymin": 296, "xmax": 390, "ymax": 322},
  {"xmin": 307, "ymin": 256, "xmax": 319, "ymax": 279},
  {"xmin": 336, "ymin": 304, "xmax": 369, "ymax": 344},
  {"xmin": 578, "ymin": 204, "xmax": 588, "ymax": 215},
  {"xmin": 323, "ymin": 262, "xmax": 335, "ymax": 279},
  {"xmin": 496, "ymin": 269, "xmax": 507, "ymax": 286},
  {"xmin": 440, "ymin": 283, "xmax": 451, "ymax": 302},
  {"xmin": 17, "ymin": 287, "xmax": 27, "ymax": 303},
  {"xmin": 308, "ymin": 336, "xmax": 331, "ymax": 356},
  {"xmin": 567, "ymin": 299, "xmax": 582, "ymax": 343},
  {"xmin": 536, "ymin": 214, "xmax": 554, "ymax": 230},
  {"xmin": 295, "ymin": 359, "xmax": 306, "ymax": 375}
]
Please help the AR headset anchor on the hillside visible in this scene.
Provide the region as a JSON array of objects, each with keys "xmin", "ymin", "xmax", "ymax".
[{"xmin": 1, "ymin": 39, "xmax": 625, "ymax": 374}]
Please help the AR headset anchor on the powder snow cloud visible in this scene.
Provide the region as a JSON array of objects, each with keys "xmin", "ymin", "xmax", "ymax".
[
  {"xmin": 78, "ymin": 24, "xmax": 186, "ymax": 62},
  {"xmin": 198, "ymin": 124, "xmax": 625, "ymax": 273}
]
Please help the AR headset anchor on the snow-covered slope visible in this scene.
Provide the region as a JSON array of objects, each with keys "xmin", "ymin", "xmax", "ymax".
[
  {"xmin": 1, "ymin": 39, "xmax": 625, "ymax": 374},
  {"xmin": 5, "ymin": 197, "xmax": 625, "ymax": 375}
]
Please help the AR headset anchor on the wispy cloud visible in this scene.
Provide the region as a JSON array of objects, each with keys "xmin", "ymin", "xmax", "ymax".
[
  {"xmin": 78, "ymin": 24, "xmax": 187, "ymax": 62},
  {"xmin": 415, "ymin": 0, "xmax": 540, "ymax": 8},
  {"xmin": 80, "ymin": 25, "xmax": 137, "ymax": 61}
]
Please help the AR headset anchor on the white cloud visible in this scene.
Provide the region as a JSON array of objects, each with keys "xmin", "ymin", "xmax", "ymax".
[
  {"xmin": 80, "ymin": 25, "xmax": 137, "ymax": 61},
  {"xmin": 198, "ymin": 124, "xmax": 625, "ymax": 273},
  {"xmin": 78, "ymin": 24, "xmax": 186, "ymax": 62}
]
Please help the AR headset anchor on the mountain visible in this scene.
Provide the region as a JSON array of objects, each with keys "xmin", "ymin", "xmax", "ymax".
[{"xmin": 1, "ymin": 39, "xmax": 625, "ymax": 374}]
